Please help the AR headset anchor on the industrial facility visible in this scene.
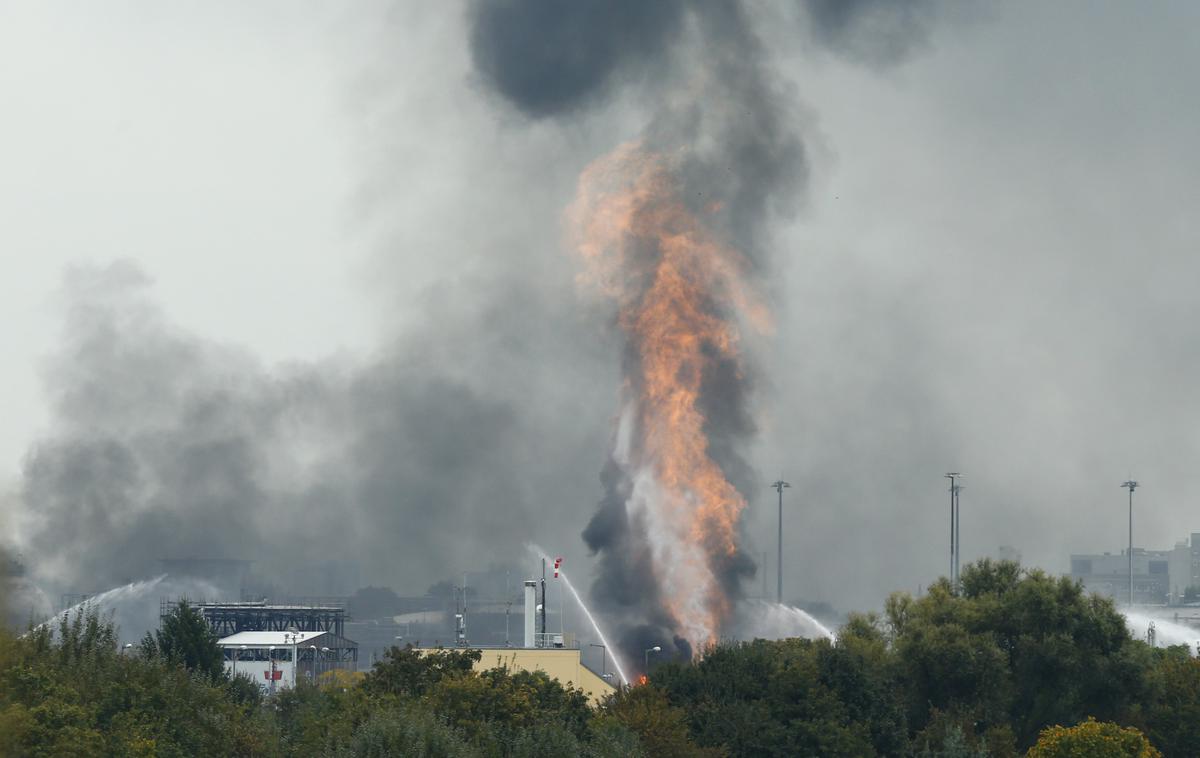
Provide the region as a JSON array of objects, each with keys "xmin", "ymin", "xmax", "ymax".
[
  {"xmin": 415, "ymin": 578, "xmax": 616, "ymax": 703},
  {"xmin": 1070, "ymin": 532, "xmax": 1200, "ymax": 607},
  {"xmin": 218, "ymin": 630, "xmax": 357, "ymax": 692},
  {"xmin": 138, "ymin": 552, "xmax": 618, "ymax": 703}
]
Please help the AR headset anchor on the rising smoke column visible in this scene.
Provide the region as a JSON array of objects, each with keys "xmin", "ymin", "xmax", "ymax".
[
  {"xmin": 469, "ymin": 0, "xmax": 934, "ymax": 659},
  {"xmin": 471, "ymin": 0, "xmax": 805, "ymax": 658}
]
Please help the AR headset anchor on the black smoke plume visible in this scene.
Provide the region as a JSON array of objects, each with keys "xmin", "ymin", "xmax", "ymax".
[
  {"xmin": 10, "ymin": 260, "xmax": 611, "ymax": 620},
  {"xmin": 468, "ymin": 0, "xmax": 934, "ymax": 662}
]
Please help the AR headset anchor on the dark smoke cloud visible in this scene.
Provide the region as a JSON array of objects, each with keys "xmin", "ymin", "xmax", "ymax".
[
  {"xmin": 468, "ymin": 0, "xmax": 936, "ymax": 660},
  {"xmin": 804, "ymin": 0, "xmax": 936, "ymax": 65},
  {"xmin": 468, "ymin": 0, "xmax": 687, "ymax": 117},
  {"xmin": 13, "ymin": 261, "xmax": 611, "ymax": 612}
]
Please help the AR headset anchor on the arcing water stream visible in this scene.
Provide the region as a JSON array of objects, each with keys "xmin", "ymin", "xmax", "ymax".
[
  {"xmin": 527, "ymin": 544, "xmax": 630, "ymax": 685},
  {"xmin": 39, "ymin": 574, "xmax": 168, "ymax": 631},
  {"xmin": 735, "ymin": 599, "xmax": 836, "ymax": 642},
  {"xmin": 1123, "ymin": 610, "xmax": 1199, "ymax": 653},
  {"xmin": 34, "ymin": 574, "xmax": 222, "ymax": 643}
]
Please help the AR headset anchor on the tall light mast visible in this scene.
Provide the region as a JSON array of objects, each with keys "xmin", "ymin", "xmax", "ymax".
[
  {"xmin": 771, "ymin": 480, "xmax": 791, "ymax": 604},
  {"xmin": 944, "ymin": 473, "xmax": 963, "ymax": 589},
  {"xmin": 1122, "ymin": 479, "xmax": 1139, "ymax": 606},
  {"xmin": 953, "ymin": 481, "xmax": 964, "ymax": 587}
]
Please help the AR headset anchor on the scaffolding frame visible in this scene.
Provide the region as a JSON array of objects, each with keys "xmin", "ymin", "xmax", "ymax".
[{"xmin": 161, "ymin": 598, "xmax": 347, "ymax": 637}]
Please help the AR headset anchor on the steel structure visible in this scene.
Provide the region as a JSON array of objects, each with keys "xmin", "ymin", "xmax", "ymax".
[{"xmin": 161, "ymin": 599, "xmax": 347, "ymax": 637}]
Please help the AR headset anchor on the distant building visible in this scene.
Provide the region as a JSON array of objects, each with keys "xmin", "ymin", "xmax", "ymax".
[{"xmin": 1070, "ymin": 533, "xmax": 1200, "ymax": 605}]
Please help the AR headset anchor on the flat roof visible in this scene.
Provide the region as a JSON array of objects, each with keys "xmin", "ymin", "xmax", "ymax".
[
  {"xmin": 200, "ymin": 603, "xmax": 345, "ymax": 610},
  {"xmin": 218, "ymin": 631, "xmax": 327, "ymax": 646}
]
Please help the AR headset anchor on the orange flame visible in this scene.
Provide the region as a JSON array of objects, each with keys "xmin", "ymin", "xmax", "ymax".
[{"xmin": 568, "ymin": 142, "xmax": 767, "ymax": 652}]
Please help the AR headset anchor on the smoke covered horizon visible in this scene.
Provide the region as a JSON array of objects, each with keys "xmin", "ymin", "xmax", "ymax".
[{"xmin": 6, "ymin": 1, "xmax": 1200, "ymax": 656}]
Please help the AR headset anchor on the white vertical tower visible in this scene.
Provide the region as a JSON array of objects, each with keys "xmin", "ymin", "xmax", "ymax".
[{"xmin": 523, "ymin": 580, "xmax": 537, "ymax": 647}]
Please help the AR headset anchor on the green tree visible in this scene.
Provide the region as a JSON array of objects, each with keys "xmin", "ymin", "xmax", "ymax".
[
  {"xmin": 651, "ymin": 635, "xmax": 898, "ymax": 756},
  {"xmin": 913, "ymin": 709, "xmax": 1016, "ymax": 758},
  {"xmin": 1026, "ymin": 718, "xmax": 1161, "ymax": 757},
  {"xmin": 597, "ymin": 685, "xmax": 724, "ymax": 758},
  {"xmin": 914, "ymin": 723, "xmax": 987, "ymax": 758},
  {"xmin": 1, "ymin": 609, "xmax": 275, "ymax": 756},
  {"xmin": 1141, "ymin": 652, "xmax": 1200, "ymax": 756},
  {"xmin": 140, "ymin": 600, "xmax": 224, "ymax": 679},
  {"xmin": 888, "ymin": 561, "xmax": 1154, "ymax": 747},
  {"xmin": 330, "ymin": 706, "xmax": 475, "ymax": 758},
  {"xmin": 362, "ymin": 644, "xmax": 480, "ymax": 698},
  {"xmin": 422, "ymin": 666, "xmax": 590, "ymax": 746},
  {"xmin": 276, "ymin": 676, "xmax": 372, "ymax": 754}
]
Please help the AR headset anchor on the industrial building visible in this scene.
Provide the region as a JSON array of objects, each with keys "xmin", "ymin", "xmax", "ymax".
[
  {"xmin": 219, "ymin": 630, "xmax": 357, "ymax": 692},
  {"xmin": 159, "ymin": 596, "xmax": 360, "ymax": 688},
  {"xmin": 415, "ymin": 579, "xmax": 616, "ymax": 704},
  {"xmin": 461, "ymin": 647, "xmax": 616, "ymax": 704},
  {"xmin": 1070, "ymin": 532, "xmax": 1200, "ymax": 605}
]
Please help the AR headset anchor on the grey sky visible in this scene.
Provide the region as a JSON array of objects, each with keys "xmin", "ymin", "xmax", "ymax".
[{"xmin": 3, "ymin": 1, "xmax": 1200, "ymax": 615}]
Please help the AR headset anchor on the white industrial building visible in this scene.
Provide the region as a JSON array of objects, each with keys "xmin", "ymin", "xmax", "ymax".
[{"xmin": 218, "ymin": 630, "xmax": 357, "ymax": 692}]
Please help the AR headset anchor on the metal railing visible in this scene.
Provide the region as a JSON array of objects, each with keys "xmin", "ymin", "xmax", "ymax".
[{"xmin": 532, "ymin": 632, "xmax": 577, "ymax": 649}]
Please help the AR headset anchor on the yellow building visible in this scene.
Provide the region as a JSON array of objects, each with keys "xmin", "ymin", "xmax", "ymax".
[{"xmin": 419, "ymin": 646, "xmax": 617, "ymax": 705}]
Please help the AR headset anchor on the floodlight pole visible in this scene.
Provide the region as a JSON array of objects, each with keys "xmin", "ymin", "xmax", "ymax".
[
  {"xmin": 954, "ymin": 482, "xmax": 964, "ymax": 587},
  {"xmin": 771, "ymin": 480, "xmax": 791, "ymax": 604},
  {"xmin": 945, "ymin": 474, "xmax": 962, "ymax": 589},
  {"xmin": 1122, "ymin": 480, "xmax": 1139, "ymax": 606}
]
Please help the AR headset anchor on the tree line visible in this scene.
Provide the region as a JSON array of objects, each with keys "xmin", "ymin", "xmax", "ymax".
[{"xmin": 1, "ymin": 560, "xmax": 1195, "ymax": 756}]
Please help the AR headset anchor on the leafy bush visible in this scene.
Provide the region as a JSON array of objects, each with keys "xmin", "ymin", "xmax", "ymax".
[{"xmin": 1026, "ymin": 718, "xmax": 1162, "ymax": 758}]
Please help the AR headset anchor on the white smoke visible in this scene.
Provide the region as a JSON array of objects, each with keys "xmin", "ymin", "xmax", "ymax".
[
  {"xmin": 39, "ymin": 574, "xmax": 222, "ymax": 644},
  {"xmin": 733, "ymin": 598, "xmax": 836, "ymax": 641},
  {"xmin": 1124, "ymin": 610, "xmax": 1200, "ymax": 654}
]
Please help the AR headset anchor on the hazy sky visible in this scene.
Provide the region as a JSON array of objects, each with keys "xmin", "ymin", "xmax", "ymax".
[{"xmin": 3, "ymin": 1, "xmax": 1200, "ymax": 613}]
